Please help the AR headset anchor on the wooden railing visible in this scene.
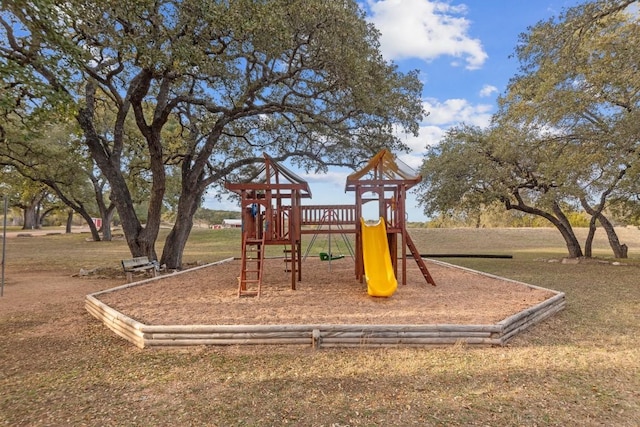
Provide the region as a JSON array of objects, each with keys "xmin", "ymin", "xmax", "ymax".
[{"xmin": 301, "ymin": 205, "xmax": 357, "ymax": 226}]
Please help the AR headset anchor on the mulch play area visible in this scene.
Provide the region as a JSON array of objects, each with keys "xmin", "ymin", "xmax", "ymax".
[{"xmin": 97, "ymin": 257, "xmax": 553, "ymax": 325}]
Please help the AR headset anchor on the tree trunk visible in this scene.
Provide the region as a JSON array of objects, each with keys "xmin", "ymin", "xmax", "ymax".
[
  {"xmin": 76, "ymin": 80, "xmax": 164, "ymax": 260},
  {"xmin": 506, "ymin": 196, "xmax": 583, "ymax": 258},
  {"xmin": 22, "ymin": 191, "xmax": 48, "ymax": 229},
  {"xmin": 43, "ymin": 179, "xmax": 103, "ymax": 241},
  {"xmin": 598, "ymin": 214, "xmax": 628, "ymax": 258},
  {"xmin": 77, "ymin": 210, "xmax": 101, "ymax": 241},
  {"xmin": 101, "ymin": 205, "xmax": 116, "ymax": 241},
  {"xmin": 91, "ymin": 173, "xmax": 116, "ymax": 241},
  {"xmin": 584, "ymin": 214, "xmax": 597, "ymax": 258},
  {"xmin": 160, "ymin": 185, "xmax": 204, "ymax": 270},
  {"xmin": 22, "ymin": 204, "xmax": 38, "ymax": 229},
  {"xmin": 95, "ymin": 146, "xmax": 161, "ymax": 257},
  {"xmin": 552, "ymin": 219, "xmax": 583, "ymax": 258},
  {"xmin": 580, "ymin": 197, "xmax": 627, "ymax": 258},
  {"xmin": 550, "ymin": 200, "xmax": 583, "ymax": 258},
  {"xmin": 114, "ymin": 200, "xmax": 158, "ymax": 259},
  {"xmin": 65, "ymin": 210, "xmax": 73, "ymax": 234},
  {"xmin": 158, "ymin": 120, "xmax": 226, "ymax": 270},
  {"xmin": 38, "ymin": 207, "xmax": 55, "ymax": 228}
]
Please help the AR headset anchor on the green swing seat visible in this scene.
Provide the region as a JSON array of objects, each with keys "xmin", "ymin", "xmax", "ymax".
[{"xmin": 319, "ymin": 252, "xmax": 345, "ymax": 261}]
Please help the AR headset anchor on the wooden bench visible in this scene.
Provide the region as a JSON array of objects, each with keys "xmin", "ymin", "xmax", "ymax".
[{"xmin": 121, "ymin": 256, "xmax": 158, "ymax": 283}]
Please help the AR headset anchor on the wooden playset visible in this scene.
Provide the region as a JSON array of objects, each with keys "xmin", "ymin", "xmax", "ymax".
[{"xmin": 225, "ymin": 149, "xmax": 435, "ymax": 297}]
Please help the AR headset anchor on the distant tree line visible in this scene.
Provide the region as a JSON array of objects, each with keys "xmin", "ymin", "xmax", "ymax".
[{"xmin": 193, "ymin": 209, "xmax": 241, "ymax": 227}]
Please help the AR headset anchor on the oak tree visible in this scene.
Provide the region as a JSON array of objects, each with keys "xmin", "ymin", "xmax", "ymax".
[{"xmin": 1, "ymin": 0, "xmax": 423, "ymax": 268}]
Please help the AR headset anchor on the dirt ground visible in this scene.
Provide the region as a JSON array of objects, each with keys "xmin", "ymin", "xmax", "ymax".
[
  {"xmin": 0, "ymin": 227, "xmax": 120, "ymax": 314},
  {"xmin": 95, "ymin": 257, "xmax": 555, "ymax": 327},
  {"xmin": 0, "ymin": 271, "xmax": 119, "ymax": 314}
]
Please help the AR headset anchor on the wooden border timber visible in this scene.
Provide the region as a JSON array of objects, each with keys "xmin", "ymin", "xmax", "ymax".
[{"xmin": 86, "ymin": 258, "xmax": 566, "ymax": 349}]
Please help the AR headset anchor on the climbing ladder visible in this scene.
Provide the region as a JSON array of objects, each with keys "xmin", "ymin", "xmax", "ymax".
[
  {"xmin": 405, "ymin": 233, "xmax": 436, "ymax": 286},
  {"xmin": 239, "ymin": 234, "xmax": 266, "ymax": 297},
  {"xmin": 283, "ymin": 245, "xmax": 292, "ymax": 273}
]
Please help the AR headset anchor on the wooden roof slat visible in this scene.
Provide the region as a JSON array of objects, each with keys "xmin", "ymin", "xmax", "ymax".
[
  {"xmin": 225, "ymin": 153, "xmax": 312, "ymax": 198},
  {"xmin": 345, "ymin": 149, "xmax": 422, "ymax": 191}
]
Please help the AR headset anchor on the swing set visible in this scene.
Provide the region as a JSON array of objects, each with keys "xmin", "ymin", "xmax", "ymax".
[{"xmin": 303, "ymin": 208, "xmax": 354, "ymax": 262}]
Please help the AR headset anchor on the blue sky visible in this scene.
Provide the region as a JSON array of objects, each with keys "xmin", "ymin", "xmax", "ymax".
[{"xmin": 205, "ymin": 0, "xmax": 586, "ymax": 221}]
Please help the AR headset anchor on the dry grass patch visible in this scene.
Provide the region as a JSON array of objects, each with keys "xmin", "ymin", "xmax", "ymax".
[{"xmin": 1, "ymin": 227, "xmax": 639, "ymax": 426}]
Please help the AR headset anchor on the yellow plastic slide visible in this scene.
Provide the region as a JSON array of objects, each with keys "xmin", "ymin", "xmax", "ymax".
[{"xmin": 360, "ymin": 217, "xmax": 398, "ymax": 297}]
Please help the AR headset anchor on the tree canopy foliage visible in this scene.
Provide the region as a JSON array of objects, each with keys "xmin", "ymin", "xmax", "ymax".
[
  {"xmin": 419, "ymin": 0, "xmax": 639, "ymax": 258},
  {"xmin": 0, "ymin": 116, "xmax": 115, "ymax": 239},
  {"xmin": 1, "ymin": 0, "xmax": 424, "ymax": 268}
]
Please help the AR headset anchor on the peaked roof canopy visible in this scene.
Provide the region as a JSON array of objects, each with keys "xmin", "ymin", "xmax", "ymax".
[
  {"xmin": 345, "ymin": 149, "xmax": 422, "ymax": 191},
  {"xmin": 225, "ymin": 153, "xmax": 312, "ymax": 198}
]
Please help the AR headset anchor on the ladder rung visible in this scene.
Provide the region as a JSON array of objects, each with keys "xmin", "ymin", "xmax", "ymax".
[
  {"xmin": 242, "ymin": 279, "xmax": 260, "ymax": 283},
  {"xmin": 239, "ymin": 291, "xmax": 259, "ymax": 297}
]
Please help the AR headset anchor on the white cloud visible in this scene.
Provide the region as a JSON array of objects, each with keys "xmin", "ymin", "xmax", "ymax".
[
  {"xmin": 419, "ymin": 125, "xmax": 447, "ymax": 147},
  {"xmin": 422, "ymin": 97, "xmax": 492, "ymax": 127},
  {"xmin": 367, "ymin": 0, "xmax": 488, "ymax": 70},
  {"xmin": 394, "ymin": 96, "xmax": 492, "ymax": 160},
  {"xmin": 479, "ymin": 84, "xmax": 498, "ymax": 97},
  {"xmin": 396, "ymin": 125, "xmax": 445, "ymax": 153},
  {"xmin": 301, "ymin": 170, "xmax": 349, "ymax": 186},
  {"xmin": 397, "ymin": 153, "xmax": 424, "ymax": 170},
  {"xmin": 392, "ymin": 97, "xmax": 494, "ymax": 160}
]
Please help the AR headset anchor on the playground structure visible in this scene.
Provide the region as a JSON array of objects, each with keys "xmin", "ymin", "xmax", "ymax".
[
  {"xmin": 86, "ymin": 152, "xmax": 566, "ymax": 348},
  {"xmin": 225, "ymin": 149, "xmax": 436, "ymax": 297}
]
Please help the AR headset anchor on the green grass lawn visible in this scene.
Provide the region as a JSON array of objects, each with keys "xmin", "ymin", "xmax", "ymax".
[{"xmin": 0, "ymin": 226, "xmax": 639, "ymax": 426}]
